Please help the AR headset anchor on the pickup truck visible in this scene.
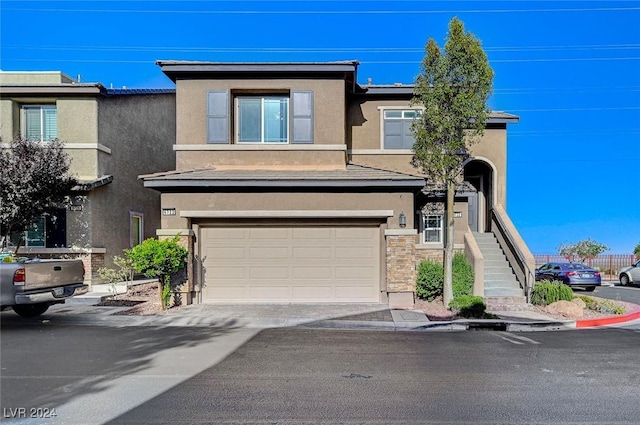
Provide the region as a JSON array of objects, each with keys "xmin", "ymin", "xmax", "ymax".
[{"xmin": 0, "ymin": 257, "xmax": 88, "ymax": 317}]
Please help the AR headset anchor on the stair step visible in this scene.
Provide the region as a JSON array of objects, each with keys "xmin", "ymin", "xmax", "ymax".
[{"xmin": 484, "ymin": 287, "xmax": 525, "ymax": 297}]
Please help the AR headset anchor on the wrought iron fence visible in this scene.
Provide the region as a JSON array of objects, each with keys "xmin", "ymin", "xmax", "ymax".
[{"xmin": 534, "ymin": 254, "xmax": 638, "ymax": 280}]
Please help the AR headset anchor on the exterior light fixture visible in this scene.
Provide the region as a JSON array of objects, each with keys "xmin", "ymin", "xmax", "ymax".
[{"xmin": 399, "ymin": 211, "xmax": 407, "ymax": 228}]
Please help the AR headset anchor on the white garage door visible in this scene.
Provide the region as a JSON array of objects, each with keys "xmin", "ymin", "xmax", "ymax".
[{"xmin": 200, "ymin": 226, "xmax": 380, "ymax": 303}]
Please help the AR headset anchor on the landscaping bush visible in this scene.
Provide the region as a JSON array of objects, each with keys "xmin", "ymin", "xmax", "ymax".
[
  {"xmin": 452, "ymin": 252, "xmax": 474, "ymax": 297},
  {"xmin": 530, "ymin": 280, "xmax": 574, "ymax": 306},
  {"xmin": 575, "ymin": 295, "xmax": 624, "ymax": 315},
  {"xmin": 126, "ymin": 236, "xmax": 188, "ymax": 309},
  {"xmin": 449, "ymin": 295, "xmax": 486, "ymax": 318},
  {"xmin": 416, "ymin": 259, "xmax": 443, "ymax": 301}
]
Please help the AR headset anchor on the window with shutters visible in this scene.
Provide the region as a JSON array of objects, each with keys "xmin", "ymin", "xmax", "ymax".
[
  {"xmin": 382, "ymin": 109, "xmax": 420, "ymax": 149},
  {"xmin": 207, "ymin": 90, "xmax": 313, "ymax": 144},
  {"xmin": 22, "ymin": 105, "xmax": 57, "ymax": 142}
]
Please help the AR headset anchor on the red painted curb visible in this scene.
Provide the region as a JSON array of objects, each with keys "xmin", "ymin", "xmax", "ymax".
[{"xmin": 575, "ymin": 307, "xmax": 640, "ymax": 328}]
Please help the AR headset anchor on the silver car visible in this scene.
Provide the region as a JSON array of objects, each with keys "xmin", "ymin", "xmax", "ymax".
[{"xmin": 619, "ymin": 260, "xmax": 640, "ymax": 286}]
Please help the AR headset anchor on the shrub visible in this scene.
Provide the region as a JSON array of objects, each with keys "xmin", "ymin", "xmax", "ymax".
[
  {"xmin": 416, "ymin": 259, "xmax": 443, "ymax": 301},
  {"xmin": 126, "ymin": 236, "xmax": 188, "ymax": 309},
  {"xmin": 576, "ymin": 295, "xmax": 624, "ymax": 315},
  {"xmin": 449, "ymin": 295, "xmax": 486, "ymax": 318},
  {"xmin": 452, "ymin": 252, "xmax": 474, "ymax": 297},
  {"xmin": 530, "ymin": 280, "xmax": 574, "ymax": 306}
]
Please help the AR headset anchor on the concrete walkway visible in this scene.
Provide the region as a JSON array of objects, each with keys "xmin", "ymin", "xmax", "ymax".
[{"xmin": 35, "ymin": 283, "xmax": 640, "ymax": 332}]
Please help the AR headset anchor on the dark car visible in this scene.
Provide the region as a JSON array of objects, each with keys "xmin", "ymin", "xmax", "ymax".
[{"xmin": 535, "ymin": 262, "xmax": 601, "ymax": 291}]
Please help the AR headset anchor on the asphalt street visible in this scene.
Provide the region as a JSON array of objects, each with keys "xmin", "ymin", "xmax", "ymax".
[{"xmin": 2, "ymin": 320, "xmax": 640, "ymax": 425}]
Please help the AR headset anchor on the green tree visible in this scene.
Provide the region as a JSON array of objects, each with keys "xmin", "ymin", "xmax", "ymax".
[
  {"xmin": 126, "ymin": 236, "xmax": 188, "ymax": 309},
  {"xmin": 0, "ymin": 137, "xmax": 77, "ymax": 254},
  {"xmin": 634, "ymin": 242, "xmax": 640, "ymax": 258},
  {"xmin": 411, "ymin": 17, "xmax": 494, "ymax": 306},
  {"xmin": 558, "ymin": 239, "xmax": 609, "ymax": 263}
]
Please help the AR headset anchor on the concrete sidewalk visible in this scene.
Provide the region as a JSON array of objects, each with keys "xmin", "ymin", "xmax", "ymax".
[{"xmin": 39, "ymin": 283, "xmax": 640, "ymax": 331}]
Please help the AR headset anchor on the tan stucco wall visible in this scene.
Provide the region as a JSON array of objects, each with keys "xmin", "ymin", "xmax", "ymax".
[
  {"xmin": 176, "ymin": 149, "xmax": 346, "ymax": 170},
  {"xmin": 0, "ymin": 71, "xmax": 75, "ymax": 84},
  {"xmin": 160, "ymin": 191, "xmax": 414, "ymax": 230},
  {"xmin": 174, "ymin": 78, "xmax": 346, "ymax": 169}
]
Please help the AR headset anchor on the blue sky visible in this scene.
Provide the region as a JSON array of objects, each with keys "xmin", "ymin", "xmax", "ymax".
[{"xmin": 1, "ymin": 1, "xmax": 639, "ymax": 254}]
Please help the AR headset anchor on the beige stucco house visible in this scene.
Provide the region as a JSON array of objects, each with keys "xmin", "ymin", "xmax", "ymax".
[
  {"xmin": 0, "ymin": 71, "xmax": 176, "ymax": 283},
  {"xmin": 141, "ymin": 60, "xmax": 535, "ymax": 308}
]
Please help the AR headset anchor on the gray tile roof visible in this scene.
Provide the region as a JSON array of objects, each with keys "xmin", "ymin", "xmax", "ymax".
[{"xmin": 141, "ymin": 164, "xmax": 425, "ymax": 189}]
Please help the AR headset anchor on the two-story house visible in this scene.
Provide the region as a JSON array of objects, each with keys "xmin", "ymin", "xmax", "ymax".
[
  {"xmin": 0, "ymin": 71, "xmax": 176, "ymax": 284},
  {"xmin": 141, "ymin": 60, "xmax": 534, "ymax": 308}
]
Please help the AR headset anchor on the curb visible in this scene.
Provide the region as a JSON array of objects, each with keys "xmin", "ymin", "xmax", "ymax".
[{"xmin": 575, "ymin": 307, "xmax": 640, "ymax": 328}]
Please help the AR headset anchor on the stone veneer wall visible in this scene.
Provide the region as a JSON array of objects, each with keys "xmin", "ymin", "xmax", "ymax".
[{"xmin": 386, "ymin": 233, "xmax": 417, "ymax": 292}]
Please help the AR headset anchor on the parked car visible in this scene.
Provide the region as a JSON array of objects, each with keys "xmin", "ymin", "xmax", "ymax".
[
  {"xmin": 535, "ymin": 262, "xmax": 601, "ymax": 291},
  {"xmin": 618, "ymin": 260, "xmax": 640, "ymax": 286}
]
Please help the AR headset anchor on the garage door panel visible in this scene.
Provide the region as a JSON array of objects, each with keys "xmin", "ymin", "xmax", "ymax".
[
  {"xmin": 250, "ymin": 227, "xmax": 289, "ymax": 239},
  {"xmin": 249, "ymin": 247, "xmax": 289, "ymax": 259},
  {"xmin": 205, "ymin": 247, "xmax": 245, "ymax": 259},
  {"xmin": 291, "ymin": 286, "xmax": 334, "ymax": 300},
  {"xmin": 335, "ymin": 246, "xmax": 375, "ymax": 260},
  {"xmin": 292, "ymin": 266, "xmax": 333, "ymax": 279},
  {"xmin": 249, "ymin": 266, "xmax": 290, "ymax": 279},
  {"xmin": 201, "ymin": 226, "xmax": 379, "ymax": 303},
  {"xmin": 335, "ymin": 286, "xmax": 377, "ymax": 300},
  {"xmin": 292, "ymin": 246, "xmax": 332, "ymax": 259},
  {"xmin": 207, "ymin": 266, "xmax": 246, "ymax": 279},
  {"xmin": 249, "ymin": 286, "xmax": 290, "ymax": 300}
]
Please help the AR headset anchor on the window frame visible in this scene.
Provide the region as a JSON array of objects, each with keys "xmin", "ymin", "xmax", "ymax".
[
  {"xmin": 421, "ymin": 213, "xmax": 444, "ymax": 244},
  {"xmin": 235, "ymin": 95, "xmax": 290, "ymax": 144},
  {"xmin": 22, "ymin": 104, "xmax": 57, "ymax": 142},
  {"xmin": 130, "ymin": 211, "xmax": 144, "ymax": 248},
  {"xmin": 379, "ymin": 106, "xmax": 422, "ymax": 150}
]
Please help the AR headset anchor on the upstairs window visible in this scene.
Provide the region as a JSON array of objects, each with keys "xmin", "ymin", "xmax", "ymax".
[
  {"xmin": 23, "ymin": 105, "xmax": 57, "ymax": 142},
  {"xmin": 237, "ymin": 96, "xmax": 288, "ymax": 143},
  {"xmin": 207, "ymin": 90, "xmax": 313, "ymax": 144},
  {"xmin": 383, "ymin": 109, "xmax": 419, "ymax": 149}
]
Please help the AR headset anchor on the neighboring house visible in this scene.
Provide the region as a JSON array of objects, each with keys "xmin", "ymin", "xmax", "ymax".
[
  {"xmin": 141, "ymin": 60, "xmax": 534, "ymax": 308},
  {"xmin": 0, "ymin": 71, "xmax": 176, "ymax": 284}
]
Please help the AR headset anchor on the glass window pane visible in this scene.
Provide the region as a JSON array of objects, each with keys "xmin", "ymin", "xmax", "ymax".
[
  {"xmin": 25, "ymin": 107, "xmax": 42, "ymax": 141},
  {"xmin": 132, "ymin": 216, "xmax": 142, "ymax": 246},
  {"xmin": 43, "ymin": 107, "xmax": 57, "ymax": 140},
  {"xmin": 238, "ymin": 98, "xmax": 261, "ymax": 142},
  {"xmin": 263, "ymin": 98, "xmax": 288, "ymax": 143},
  {"xmin": 403, "ymin": 110, "xmax": 418, "ymax": 119},
  {"xmin": 384, "ymin": 110, "xmax": 402, "ymax": 118}
]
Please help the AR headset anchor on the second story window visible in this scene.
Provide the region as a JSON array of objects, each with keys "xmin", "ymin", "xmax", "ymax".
[
  {"xmin": 23, "ymin": 105, "xmax": 57, "ymax": 142},
  {"xmin": 237, "ymin": 96, "xmax": 289, "ymax": 143},
  {"xmin": 207, "ymin": 90, "xmax": 314, "ymax": 145},
  {"xmin": 383, "ymin": 109, "xmax": 419, "ymax": 149}
]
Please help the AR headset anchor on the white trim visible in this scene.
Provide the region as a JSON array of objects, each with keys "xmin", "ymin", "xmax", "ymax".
[
  {"xmin": 384, "ymin": 229, "xmax": 418, "ymax": 236},
  {"xmin": 174, "ymin": 144, "xmax": 345, "ymax": 151},
  {"xmin": 376, "ymin": 106, "xmax": 422, "ymax": 111},
  {"xmin": 3, "ymin": 143, "xmax": 113, "ymax": 155},
  {"xmin": 63, "ymin": 143, "xmax": 112, "ymax": 154},
  {"xmin": 156, "ymin": 229, "xmax": 195, "ymax": 237},
  {"xmin": 180, "ymin": 210, "xmax": 394, "ymax": 219}
]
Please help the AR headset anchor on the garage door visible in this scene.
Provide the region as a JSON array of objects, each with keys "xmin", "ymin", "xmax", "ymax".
[{"xmin": 200, "ymin": 226, "xmax": 380, "ymax": 303}]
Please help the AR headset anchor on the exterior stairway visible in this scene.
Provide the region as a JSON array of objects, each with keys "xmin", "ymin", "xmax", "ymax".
[{"xmin": 474, "ymin": 232, "xmax": 529, "ymax": 311}]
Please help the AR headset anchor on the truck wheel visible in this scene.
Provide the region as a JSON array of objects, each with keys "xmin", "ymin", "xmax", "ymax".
[{"xmin": 12, "ymin": 304, "xmax": 49, "ymax": 318}]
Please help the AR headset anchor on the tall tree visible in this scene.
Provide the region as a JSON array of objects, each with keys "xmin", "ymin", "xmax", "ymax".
[
  {"xmin": 0, "ymin": 137, "xmax": 77, "ymax": 253},
  {"xmin": 411, "ymin": 17, "xmax": 494, "ymax": 306}
]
